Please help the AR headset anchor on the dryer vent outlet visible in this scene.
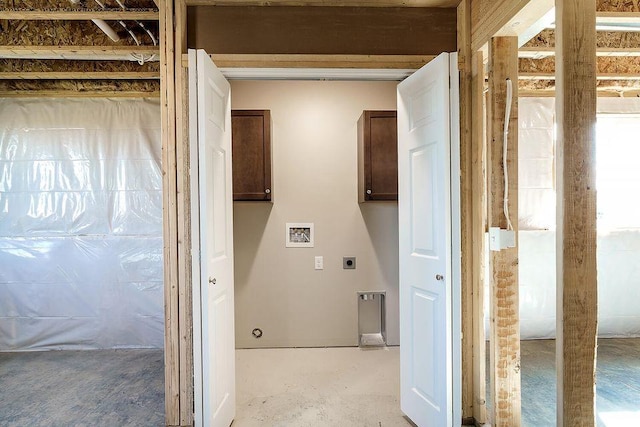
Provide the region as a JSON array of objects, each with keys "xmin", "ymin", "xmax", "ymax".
[{"xmin": 343, "ymin": 257, "xmax": 356, "ymax": 269}]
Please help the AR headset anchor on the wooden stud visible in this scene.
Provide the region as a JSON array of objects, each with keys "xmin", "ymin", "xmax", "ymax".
[
  {"xmin": 555, "ymin": 1, "xmax": 598, "ymax": 426},
  {"xmin": 160, "ymin": 0, "xmax": 180, "ymax": 423},
  {"xmin": 471, "ymin": 50, "xmax": 487, "ymax": 426},
  {"xmin": 488, "ymin": 36, "xmax": 521, "ymax": 427},
  {"xmin": 0, "ymin": 9, "xmax": 159, "ymax": 20},
  {"xmin": 457, "ymin": 0, "xmax": 475, "ymax": 423},
  {"xmin": 174, "ymin": 0, "xmax": 194, "ymax": 424}
]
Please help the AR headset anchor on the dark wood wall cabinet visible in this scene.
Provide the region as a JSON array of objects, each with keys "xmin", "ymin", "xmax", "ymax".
[
  {"xmin": 232, "ymin": 110, "xmax": 272, "ymax": 201},
  {"xmin": 357, "ymin": 110, "xmax": 398, "ymax": 202}
]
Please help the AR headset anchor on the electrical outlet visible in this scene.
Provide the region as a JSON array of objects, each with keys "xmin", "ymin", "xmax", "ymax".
[
  {"xmin": 315, "ymin": 256, "xmax": 323, "ymax": 270},
  {"xmin": 343, "ymin": 257, "xmax": 356, "ymax": 269}
]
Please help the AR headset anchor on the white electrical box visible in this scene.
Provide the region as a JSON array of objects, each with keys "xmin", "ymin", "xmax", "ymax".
[{"xmin": 489, "ymin": 227, "xmax": 516, "ymax": 251}]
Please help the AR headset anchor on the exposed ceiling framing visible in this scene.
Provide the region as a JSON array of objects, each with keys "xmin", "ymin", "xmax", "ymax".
[
  {"xmin": 516, "ymin": 1, "xmax": 640, "ymax": 96},
  {"xmin": 0, "ymin": 0, "xmax": 639, "ymax": 96},
  {"xmin": 0, "ymin": 0, "xmax": 160, "ymax": 96}
]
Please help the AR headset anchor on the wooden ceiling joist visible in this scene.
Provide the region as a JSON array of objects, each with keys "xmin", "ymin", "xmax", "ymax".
[
  {"xmin": 0, "ymin": 71, "xmax": 159, "ymax": 79},
  {"xmin": 1, "ymin": 9, "xmax": 159, "ymax": 20},
  {"xmin": 524, "ymin": 29, "xmax": 640, "ymax": 49},
  {"xmin": 520, "ymin": 72, "xmax": 640, "ymax": 80},
  {"xmin": 597, "ymin": 11, "xmax": 640, "ymax": 24},
  {"xmin": 0, "ymin": 45, "xmax": 160, "ymax": 60},
  {"xmin": 520, "ymin": 46, "xmax": 640, "ymax": 58}
]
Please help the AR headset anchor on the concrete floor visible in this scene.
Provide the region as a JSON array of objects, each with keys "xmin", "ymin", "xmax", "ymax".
[
  {"xmin": 494, "ymin": 338, "xmax": 640, "ymax": 427},
  {"xmin": 0, "ymin": 349, "xmax": 164, "ymax": 427},
  {"xmin": 235, "ymin": 346, "xmax": 411, "ymax": 427},
  {"xmin": 1, "ymin": 340, "xmax": 638, "ymax": 426}
]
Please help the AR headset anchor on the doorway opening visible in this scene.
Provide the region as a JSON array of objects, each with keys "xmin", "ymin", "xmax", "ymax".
[{"xmin": 189, "ymin": 51, "xmax": 461, "ymax": 427}]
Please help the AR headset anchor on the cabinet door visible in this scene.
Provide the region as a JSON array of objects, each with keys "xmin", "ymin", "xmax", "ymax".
[
  {"xmin": 231, "ymin": 110, "xmax": 272, "ymax": 201},
  {"xmin": 358, "ymin": 110, "xmax": 398, "ymax": 202}
]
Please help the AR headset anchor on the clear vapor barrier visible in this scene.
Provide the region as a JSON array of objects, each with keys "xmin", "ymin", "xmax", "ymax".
[
  {"xmin": 484, "ymin": 98, "xmax": 640, "ymax": 340},
  {"xmin": 0, "ymin": 98, "xmax": 163, "ymax": 351}
]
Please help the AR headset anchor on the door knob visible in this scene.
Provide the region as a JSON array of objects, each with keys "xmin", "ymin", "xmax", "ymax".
[
  {"xmin": 436, "ymin": 274, "xmax": 444, "ymax": 281},
  {"xmin": 209, "ymin": 277, "xmax": 216, "ymax": 285},
  {"xmin": 265, "ymin": 189, "xmax": 271, "ymax": 194}
]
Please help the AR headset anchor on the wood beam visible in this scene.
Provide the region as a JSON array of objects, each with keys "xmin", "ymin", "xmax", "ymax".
[
  {"xmin": 174, "ymin": 0, "xmax": 193, "ymax": 424},
  {"xmin": 0, "ymin": 9, "xmax": 159, "ymax": 20},
  {"xmin": 555, "ymin": 1, "xmax": 598, "ymax": 426},
  {"xmin": 0, "ymin": 45, "xmax": 160, "ymax": 60},
  {"xmin": 520, "ymin": 72, "xmax": 640, "ymax": 80},
  {"xmin": 457, "ymin": 0, "xmax": 474, "ymax": 423},
  {"xmin": 471, "ymin": 0, "xmax": 554, "ymax": 51},
  {"xmin": 488, "ymin": 35, "xmax": 521, "ymax": 427},
  {"xmin": 160, "ymin": 0, "xmax": 181, "ymax": 423},
  {"xmin": 596, "ymin": 11, "xmax": 640, "ymax": 24},
  {"xmin": 520, "ymin": 46, "xmax": 640, "ymax": 58},
  {"xmin": 471, "ymin": 50, "xmax": 487, "ymax": 426},
  {"xmin": 0, "ymin": 72, "xmax": 159, "ymax": 79},
  {"xmin": 187, "ymin": 54, "xmax": 435, "ymax": 69},
  {"xmin": 185, "ymin": 0, "xmax": 459, "ymax": 6}
]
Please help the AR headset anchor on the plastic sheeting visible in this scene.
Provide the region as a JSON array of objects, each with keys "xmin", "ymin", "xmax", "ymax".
[
  {"xmin": 518, "ymin": 98, "xmax": 555, "ymax": 230},
  {"xmin": 485, "ymin": 98, "xmax": 640, "ymax": 339},
  {"xmin": 0, "ymin": 98, "xmax": 163, "ymax": 351}
]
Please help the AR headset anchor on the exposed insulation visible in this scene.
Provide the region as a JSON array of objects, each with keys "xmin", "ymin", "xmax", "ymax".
[
  {"xmin": 525, "ymin": 29, "xmax": 640, "ymax": 49},
  {"xmin": 1, "ymin": 0, "xmax": 156, "ymax": 10},
  {"xmin": 0, "ymin": 78, "xmax": 159, "ymax": 92},
  {"xmin": 520, "ymin": 57, "xmax": 640, "ymax": 75},
  {"xmin": 0, "ymin": 58, "xmax": 159, "ymax": 72},
  {"xmin": 0, "ymin": 19, "xmax": 158, "ymax": 46},
  {"xmin": 597, "ymin": 0, "xmax": 640, "ymax": 11}
]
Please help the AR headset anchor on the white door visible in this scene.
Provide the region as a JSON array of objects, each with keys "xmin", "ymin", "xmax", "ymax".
[
  {"xmin": 397, "ymin": 52, "xmax": 461, "ymax": 427},
  {"xmin": 189, "ymin": 49, "xmax": 236, "ymax": 427}
]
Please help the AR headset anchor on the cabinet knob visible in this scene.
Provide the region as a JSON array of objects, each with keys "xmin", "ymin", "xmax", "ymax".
[
  {"xmin": 265, "ymin": 189, "xmax": 271, "ymax": 194},
  {"xmin": 436, "ymin": 274, "xmax": 444, "ymax": 281},
  {"xmin": 209, "ymin": 277, "xmax": 216, "ymax": 285},
  {"xmin": 366, "ymin": 189, "xmax": 372, "ymax": 195}
]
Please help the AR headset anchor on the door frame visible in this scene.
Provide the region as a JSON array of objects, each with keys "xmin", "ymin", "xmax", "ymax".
[{"xmin": 187, "ymin": 60, "xmax": 462, "ymax": 426}]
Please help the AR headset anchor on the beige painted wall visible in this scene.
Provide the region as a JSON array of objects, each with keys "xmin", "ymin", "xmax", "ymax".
[{"xmin": 231, "ymin": 80, "xmax": 399, "ymax": 348}]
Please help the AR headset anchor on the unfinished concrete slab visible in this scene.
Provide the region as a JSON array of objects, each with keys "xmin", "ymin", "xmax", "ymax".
[{"xmin": 0, "ymin": 349, "xmax": 164, "ymax": 427}]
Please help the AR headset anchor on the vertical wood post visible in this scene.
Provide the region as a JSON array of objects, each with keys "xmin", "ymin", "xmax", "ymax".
[
  {"xmin": 160, "ymin": 0, "xmax": 181, "ymax": 424},
  {"xmin": 488, "ymin": 36, "xmax": 521, "ymax": 427},
  {"xmin": 471, "ymin": 50, "xmax": 487, "ymax": 425},
  {"xmin": 457, "ymin": 0, "xmax": 474, "ymax": 423},
  {"xmin": 555, "ymin": 1, "xmax": 598, "ymax": 426},
  {"xmin": 174, "ymin": 0, "xmax": 194, "ymax": 424}
]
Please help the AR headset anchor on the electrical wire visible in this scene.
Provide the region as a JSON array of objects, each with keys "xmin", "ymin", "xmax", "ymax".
[{"xmin": 503, "ymin": 78, "xmax": 514, "ymax": 231}]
